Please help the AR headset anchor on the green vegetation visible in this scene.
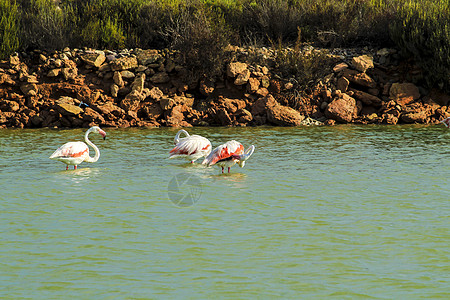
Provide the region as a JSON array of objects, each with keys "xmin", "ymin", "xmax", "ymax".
[{"xmin": 0, "ymin": 0, "xmax": 449, "ymax": 91}]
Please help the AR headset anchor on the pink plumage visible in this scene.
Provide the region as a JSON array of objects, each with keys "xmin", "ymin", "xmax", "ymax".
[
  {"xmin": 169, "ymin": 129, "xmax": 212, "ymax": 163},
  {"xmin": 49, "ymin": 126, "xmax": 106, "ymax": 170},
  {"xmin": 202, "ymin": 140, "xmax": 255, "ymax": 173}
]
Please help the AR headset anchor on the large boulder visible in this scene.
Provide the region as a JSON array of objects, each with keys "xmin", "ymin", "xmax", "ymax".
[
  {"xmin": 110, "ymin": 56, "xmax": 138, "ymax": 71},
  {"xmin": 389, "ymin": 83, "xmax": 420, "ymax": 106},
  {"xmin": 325, "ymin": 93, "xmax": 357, "ymax": 123},
  {"xmin": 130, "ymin": 73, "xmax": 145, "ymax": 93},
  {"xmin": 55, "ymin": 102, "xmax": 84, "ymax": 117},
  {"xmin": 350, "ymin": 89, "xmax": 383, "ymax": 107},
  {"xmin": 120, "ymin": 90, "xmax": 142, "ymax": 111},
  {"xmin": 267, "ymin": 104, "xmax": 305, "ymax": 126},
  {"xmin": 82, "ymin": 53, "xmax": 106, "ymax": 67},
  {"xmin": 251, "ymin": 94, "xmax": 277, "ymax": 116},
  {"xmin": 136, "ymin": 49, "xmax": 163, "ymax": 65},
  {"xmin": 352, "ymin": 55, "xmax": 374, "ymax": 73},
  {"xmin": 227, "ymin": 62, "xmax": 248, "ymax": 77},
  {"xmin": 343, "ymin": 69, "xmax": 376, "ymax": 88}
]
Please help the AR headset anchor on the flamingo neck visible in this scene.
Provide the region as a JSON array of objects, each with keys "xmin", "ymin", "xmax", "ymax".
[
  {"xmin": 84, "ymin": 128, "xmax": 100, "ymax": 163},
  {"xmin": 174, "ymin": 129, "xmax": 189, "ymax": 144}
]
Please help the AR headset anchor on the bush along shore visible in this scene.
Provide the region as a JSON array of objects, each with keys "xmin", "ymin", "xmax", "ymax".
[{"xmin": 0, "ymin": 46, "xmax": 449, "ymax": 129}]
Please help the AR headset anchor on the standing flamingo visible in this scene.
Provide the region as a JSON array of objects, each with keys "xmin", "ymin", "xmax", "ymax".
[
  {"xmin": 441, "ymin": 117, "xmax": 450, "ymax": 128},
  {"xmin": 169, "ymin": 129, "xmax": 212, "ymax": 163},
  {"xmin": 202, "ymin": 140, "xmax": 255, "ymax": 173},
  {"xmin": 49, "ymin": 126, "xmax": 106, "ymax": 170}
]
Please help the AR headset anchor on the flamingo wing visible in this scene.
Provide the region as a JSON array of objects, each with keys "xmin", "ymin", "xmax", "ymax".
[
  {"xmin": 203, "ymin": 140, "xmax": 244, "ymax": 166},
  {"xmin": 49, "ymin": 141, "xmax": 89, "ymax": 159},
  {"xmin": 169, "ymin": 136, "xmax": 211, "ymax": 158}
]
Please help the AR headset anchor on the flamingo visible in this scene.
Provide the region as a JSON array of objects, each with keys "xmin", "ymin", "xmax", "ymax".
[
  {"xmin": 441, "ymin": 117, "xmax": 450, "ymax": 128},
  {"xmin": 169, "ymin": 129, "xmax": 212, "ymax": 163},
  {"xmin": 49, "ymin": 126, "xmax": 106, "ymax": 170},
  {"xmin": 202, "ymin": 140, "xmax": 255, "ymax": 173}
]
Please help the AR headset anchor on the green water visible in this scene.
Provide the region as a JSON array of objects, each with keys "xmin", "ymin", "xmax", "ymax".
[{"xmin": 0, "ymin": 125, "xmax": 449, "ymax": 299}]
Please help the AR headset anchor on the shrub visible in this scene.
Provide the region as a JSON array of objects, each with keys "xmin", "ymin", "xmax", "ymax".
[
  {"xmin": 0, "ymin": 0, "xmax": 19, "ymax": 59},
  {"xmin": 20, "ymin": 0, "xmax": 70, "ymax": 51},
  {"xmin": 390, "ymin": 0, "xmax": 450, "ymax": 91},
  {"xmin": 165, "ymin": 3, "xmax": 232, "ymax": 80}
]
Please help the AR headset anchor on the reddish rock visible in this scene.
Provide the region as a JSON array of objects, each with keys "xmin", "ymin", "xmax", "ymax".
[
  {"xmin": 237, "ymin": 108, "xmax": 253, "ymax": 123},
  {"xmin": 382, "ymin": 113, "xmax": 399, "ymax": 124},
  {"xmin": 227, "ymin": 62, "xmax": 247, "ymax": 77},
  {"xmin": 174, "ymin": 95, "xmax": 194, "ymax": 107},
  {"xmin": 234, "ymin": 69, "xmax": 250, "ymax": 85},
  {"xmin": 352, "ymin": 55, "xmax": 374, "ymax": 72},
  {"xmin": 199, "ymin": 79, "xmax": 215, "ymax": 96},
  {"xmin": 20, "ymin": 83, "xmax": 38, "ymax": 96},
  {"xmin": 0, "ymin": 100, "xmax": 20, "ymax": 112},
  {"xmin": 343, "ymin": 69, "xmax": 376, "ymax": 88},
  {"xmin": 337, "ymin": 77, "xmax": 349, "ymax": 92},
  {"xmin": 325, "ymin": 119, "xmax": 336, "ymax": 125},
  {"xmin": 83, "ymin": 107, "xmax": 105, "ymax": 124},
  {"xmin": 166, "ymin": 105, "xmax": 186, "ymax": 127},
  {"xmin": 389, "ymin": 83, "xmax": 420, "ymax": 106},
  {"xmin": 251, "ymin": 94, "xmax": 277, "ymax": 116},
  {"xmin": 267, "ymin": 104, "xmax": 305, "ymax": 126},
  {"xmin": 401, "ymin": 111, "xmax": 428, "ymax": 123},
  {"xmin": 247, "ymin": 78, "xmax": 260, "ymax": 93},
  {"xmin": 147, "ymin": 87, "xmax": 163, "ymax": 100},
  {"xmin": 82, "ymin": 53, "xmax": 106, "ymax": 67},
  {"xmin": 120, "ymin": 90, "xmax": 142, "ymax": 111},
  {"xmin": 130, "ymin": 73, "xmax": 145, "ymax": 93},
  {"xmin": 255, "ymin": 88, "xmax": 269, "ymax": 98},
  {"xmin": 97, "ymin": 102, "xmax": 125, "ymax": 119},
  {"xmin": 333, "ymin": 62, "xmax": 348, "ymax": 73},
  {"xmin": 215, "ymin": 107, "xmax": 232, "ymax": 125},
  {"xmin": 141, "ymin": 102, "xmax": 163, "ymax": 120},
  {"xmin": 350, "ymin": 89, "xmax": 383, "ymax": 107},
  {"xmin": 325, "ymin": 93, "xmax": 357, "ymax": 123},
  {"xmin": 160, "ymin": 98, "xmax": 176, "ymax": 111},
  {"xmin": 55, "ymin": 102, "xmax": 84, "ymax": 116}
]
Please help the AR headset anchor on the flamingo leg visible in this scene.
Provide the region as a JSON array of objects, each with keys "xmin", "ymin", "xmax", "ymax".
[
  {"xmin": 221, "ymin": 167, "xmax": 224, "ymax": 173},
  {"xmin": 66, "ymin": 165, "xmax": 69, "ymax": 170},
  {"xmin": 74, "ymin": 165, "xmax": 77, "ymax": 170},
  {"xmin": 228, "ymin": 167, "xmax": 231, "ymax": 173}
]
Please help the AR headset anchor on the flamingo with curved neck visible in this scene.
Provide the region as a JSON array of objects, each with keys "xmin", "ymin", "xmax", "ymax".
[
  {"xmin": 49, "ymin": 126, "xmax": 106, "ymax": 170},
  {"xmin": 169, "ymin": 129, "xmax": 211, "ymax": 163},
  {"xmin": 202, "ymin": 140, "xmax": 255, "ymax": 173}
]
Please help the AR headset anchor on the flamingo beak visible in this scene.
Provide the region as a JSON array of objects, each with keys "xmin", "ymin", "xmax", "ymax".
[{"xmin": 99, "ymin": 130, "xmax": 107, "ymax": 140}]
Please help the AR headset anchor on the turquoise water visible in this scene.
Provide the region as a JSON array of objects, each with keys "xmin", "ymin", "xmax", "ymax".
[{"xmin": 0, "ymin": 125, "xmax": 449, "ymax": 298}]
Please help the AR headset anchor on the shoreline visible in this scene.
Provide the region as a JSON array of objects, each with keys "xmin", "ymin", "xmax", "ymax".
[{"xmin": 1, "ymin": 46, "xmax": 449, "ymax": 129}]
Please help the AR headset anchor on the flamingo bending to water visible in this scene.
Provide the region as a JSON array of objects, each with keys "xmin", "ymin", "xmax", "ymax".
[
  {"xmin": 49, "ymin": 126, "xmax": 106, "ymax": 170},
  {"xmin": 202, "ymin": 140, "xmax": 255, "ymax": 173},
  {"xmin": 169, "ymin": 129, "xmax": 212, "ymax": 163},
  {"xmin": 441, "ymin": 117, "xmax": 450, "ymax": 128}
]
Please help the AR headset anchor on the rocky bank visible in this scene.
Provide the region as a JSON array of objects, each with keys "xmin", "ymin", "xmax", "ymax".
[{"xmin": 1, "ymin": 46, "xmax": 449, "ymax": 129}]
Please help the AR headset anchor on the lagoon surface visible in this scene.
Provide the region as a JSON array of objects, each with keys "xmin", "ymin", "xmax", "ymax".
[{"xmin": 0, "ymin": 125, "xmax": 449, "ymax": 298}]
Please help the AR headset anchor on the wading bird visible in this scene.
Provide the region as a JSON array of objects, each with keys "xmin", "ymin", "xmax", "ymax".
[
  {"xmin": 441, "ymin": 117, "xmax": 450, "ymax": 128},
  {"xmin": 202, "ymin": 140, "xmax": 255, "ymax": 173},
  {"xmin": 169, "ymin": 129, "xmax": 212, "ymax": 163},
  {"xmin": 49, "ymin": 126, "xmax": 106, "ymax": 170}
]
